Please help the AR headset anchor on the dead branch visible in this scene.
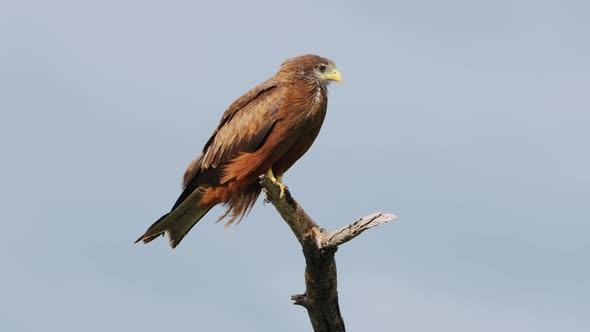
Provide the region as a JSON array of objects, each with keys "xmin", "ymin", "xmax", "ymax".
[{"xmin": 260, "ymin": 175, "xmax": 398, "ymax": 332}]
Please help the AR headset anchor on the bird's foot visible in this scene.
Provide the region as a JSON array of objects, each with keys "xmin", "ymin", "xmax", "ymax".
[
  {"xmin": 277, "ymin": 182, "xmax": 287, "ymax": 199},
  {"xmin": 266, "ymin": 169, "xmax": 287, "ymax": 199}
]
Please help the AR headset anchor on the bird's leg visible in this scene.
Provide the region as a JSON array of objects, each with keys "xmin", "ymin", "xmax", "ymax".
[{"xmin": 266, "ymin": 169, "xmax": 287, "ymax": 198}]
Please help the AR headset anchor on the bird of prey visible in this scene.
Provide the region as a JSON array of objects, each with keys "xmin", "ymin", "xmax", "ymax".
[{"xmin": 135, "ymin": 54, "xmax": 342, "ymax": 248}]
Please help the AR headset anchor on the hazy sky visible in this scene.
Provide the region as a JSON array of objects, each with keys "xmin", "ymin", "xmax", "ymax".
[{"xmin": 1, "ymin": 1, "xmax": 589, "ymax": 331}]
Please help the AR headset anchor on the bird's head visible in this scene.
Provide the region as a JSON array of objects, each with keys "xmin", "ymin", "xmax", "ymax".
[{"xmin": 278, "ymin": 54, "xmax": 342, "ymax": 85}]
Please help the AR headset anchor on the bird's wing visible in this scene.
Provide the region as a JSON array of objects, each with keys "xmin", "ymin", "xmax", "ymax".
[
  {"xmin": 172, "ymin": 79, "xmax": 283, "ymax": 210},
  {"xmin": 199, "ymin": 79, "xmax": 283, "ymax": 170}
]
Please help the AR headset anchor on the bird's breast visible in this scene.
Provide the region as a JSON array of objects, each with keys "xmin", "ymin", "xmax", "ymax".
[{"xmin": 306, "ymin": 86, "xmax": 327, "ymax": 119}]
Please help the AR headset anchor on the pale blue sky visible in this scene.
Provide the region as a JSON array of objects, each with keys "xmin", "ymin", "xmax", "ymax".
[{"xmin": 1, "ymin": 1, "xmax": 589, "ymax": 331}]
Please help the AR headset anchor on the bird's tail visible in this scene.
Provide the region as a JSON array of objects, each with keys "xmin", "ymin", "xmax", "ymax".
[{"xmin": 135, "ymin": 189, "xmax": 211, "ymax": 248}]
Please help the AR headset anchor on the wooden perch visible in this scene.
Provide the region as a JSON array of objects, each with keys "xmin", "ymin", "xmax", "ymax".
[{"xmin": 259, "ymin": 175, "xmax": 398, "ymax": 332}]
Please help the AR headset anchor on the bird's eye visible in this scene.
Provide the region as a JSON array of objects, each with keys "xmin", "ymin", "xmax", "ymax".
[{"xmin": 318, "ymin": 65, "xmax": 327, "ymax": 73}]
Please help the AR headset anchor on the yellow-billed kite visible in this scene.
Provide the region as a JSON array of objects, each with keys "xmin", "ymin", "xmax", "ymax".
[{"xmin": 136, "ymin": 54, "xmax": 342, "ymax": 248}]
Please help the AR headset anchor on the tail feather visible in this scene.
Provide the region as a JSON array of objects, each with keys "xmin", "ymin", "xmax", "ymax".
[
  {"xmin": 135, "ymin": 189, "xmax": 211, "ymax": 248},
  {"xmin": 135, "ymin": 213, "xmax": 170, "ymax": 244}
]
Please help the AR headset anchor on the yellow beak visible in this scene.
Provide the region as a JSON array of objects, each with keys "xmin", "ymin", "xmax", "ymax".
[{"xmin": 322, "ymin": 68, "xmax": 343, "ymax": 82}]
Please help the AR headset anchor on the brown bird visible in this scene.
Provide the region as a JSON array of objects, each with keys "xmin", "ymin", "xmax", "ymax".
[{"xmin": 135, "ymin": 54, "xmax": 342, "ymax": 248}]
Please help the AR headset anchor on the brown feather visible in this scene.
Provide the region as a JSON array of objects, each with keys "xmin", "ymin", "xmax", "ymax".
[{"xmin": 137, "ymin": 54, "xmax": 338, "ymax": 247}]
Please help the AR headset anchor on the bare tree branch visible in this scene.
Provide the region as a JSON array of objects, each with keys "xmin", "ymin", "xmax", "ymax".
[
  {"xmin": 320, "ymin": 212, "xmax": 398, "ymax": 248},
  {"xmin": 260, "ymin": 175, "xmax": 398, "ymax": 332}
]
